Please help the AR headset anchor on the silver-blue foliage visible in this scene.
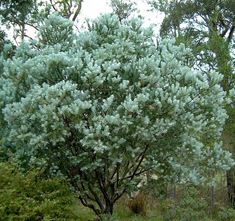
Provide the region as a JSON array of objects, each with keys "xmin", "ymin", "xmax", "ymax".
[{"xmin": 0, "ymin": 13, "xmax": 234, "ymax": 215}]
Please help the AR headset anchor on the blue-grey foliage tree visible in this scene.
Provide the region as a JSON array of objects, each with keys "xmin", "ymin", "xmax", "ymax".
[{"xmin": 0, "ymin": 14, "xmax": 234, "ymax": 218}]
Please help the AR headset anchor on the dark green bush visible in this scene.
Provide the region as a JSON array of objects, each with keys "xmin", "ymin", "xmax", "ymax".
[
  {"xmin": 0, "ymin": 141, "xmax": 9, "ymax": 162},
  {"xmin": 162, "ymin": 187, "xmax": 209, "ymax": 221},
  {"xmin": 0, "ymin": 163, "xmax": 78, "ymax": 221},
  {"xmin": 217, "ymin": 207, "xmax": 235, "ymax": 221}
]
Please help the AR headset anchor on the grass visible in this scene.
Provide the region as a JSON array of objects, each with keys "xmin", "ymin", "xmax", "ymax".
[
  {"xmin": 74, "ymin": 197, "xmax": 163, "ymax": 221},
  {"xmin": 73, "ymin": 197, "xmax": 230, "ymax": 221}
]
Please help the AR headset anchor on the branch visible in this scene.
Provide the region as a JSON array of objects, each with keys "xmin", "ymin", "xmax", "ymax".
[
  {"xmin": 25, "ymin": 22, "xmax": 39, "ymax": 31},
  {"xmin": 227, "ymin": 26, "xmax": 234, "ymax": 43},
  {"xmin": 79, "ymin": 196, "xmax": 101, "ymax": 216},
  {"xmin": 112, "ymin": 188, "xmax": 126, "ymax": 203},
  {"xmin": 95, "ymin": 170, "xmax": 113, "ymax": 209},
  {"xmin": 220, "ymin": 27, "xmax": 229, "ymax": 38},
  {"xmin": 118, "ymin": 167, "xmax": 151, "ymax": 183},
  {"xmin": 117, "ymin": 145, "xmax": 149, "ymax": 185},
  {"xmin": 49, "ymin": 0, "xmax": 57, "ymax": 12},
  {"xmin": 87, "ymin": 180, "xmax": 105, "ymax": 211},
  {"xmin": 72, "ymin": 0, "xmax": 83, "ymax": 21},
  {"xmin": 23, "ymin": 34, "xmax": 34, "ymax": 41},
  {"xmin": 129, "ymin": 145, "xmax": 149, "ymax": 180}
]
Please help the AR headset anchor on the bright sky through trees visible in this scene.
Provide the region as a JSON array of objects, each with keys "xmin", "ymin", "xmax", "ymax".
[
  {"xmin": 78, "ymin": 0, "xmax": 163, "ymax": 28},
  {"xmin": 2, "ymin": 0, "xmax": 164, "ymax": 42}
]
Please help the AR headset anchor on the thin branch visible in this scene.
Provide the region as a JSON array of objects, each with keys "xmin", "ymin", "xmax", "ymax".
[
  {"xmin": 227, "ymin": 26, "xmax": 234, "ymax": 43},
  {"xmin": 49, "ymin": 0, "xmax": 57, "ymax": 12},
  {"xmin": 72, "ymin": 0, "xmax": 83, "ymax": 21},
  {"xmin": 84, "ymin": 174, "xmax": 105, "ymax": 211},
  {"xmin": 220, "ymin": 27, "xmax": 229, "ymax": 37},
  {"xmin": 23, "ymin": 34, "xmax": 34, "ymax": 41},
  {"xmin": 95, "ymin": 170, "xmax": 113, "ymax": 210},
  {"xmin": 25, "ymin": 22, "xmax": 39, "ymax": 31},
  {"xmin": 112, "ymin": 188, "xmax": 126, "ymax": 204},
  {"xmin": 117, "ymin": 145, "xmax": 149, "ymax": 185},
  {"xmin": 79, "ymin": 196, "xmax": 101, "ymax": 216}
]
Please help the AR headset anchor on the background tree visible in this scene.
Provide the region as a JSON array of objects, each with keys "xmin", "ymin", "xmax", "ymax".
[
  {"xmin": 49, "ymin": 0, "xmax": 84, "ymax": 21},
  {"xmin": 148, "ymin": 0, "xmax": 234, "ymax": 81},
  {"xmin": 0, "ymin": 0, "xmax": 41, "ymax": 42},
  {"xmin": 110, "ymin": 0, "xmax": 137, "ymax": 21},
  {"xmin": 0, "ymin": 0, "xmax": 84, "ymax": 42},
  {"xmin": 148, "ymin": 0, "xmax": 235, "ymax": 205},
  {"xmin": 0, "ymin": 30, "xmax": 7, "ymax": 53},
  {"xmin": 0, "ymin": 28, "xmax": 15, "ymax": 162},
  {"xmin": 1, "ymin": 14, "xmax": 234, "ymax": 219}
]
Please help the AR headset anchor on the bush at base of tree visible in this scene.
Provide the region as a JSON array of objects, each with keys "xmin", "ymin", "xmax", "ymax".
[
  {"xmin": 0, "ymin": 163, "xmax": 78, "ymax": 221},
  {"xmin": 161, "ymin": 187, "xmax": 209, "ymax": 221},
  {"xmin": 217, "ymin": 207, "xmax": 235, "ymax": 221}
]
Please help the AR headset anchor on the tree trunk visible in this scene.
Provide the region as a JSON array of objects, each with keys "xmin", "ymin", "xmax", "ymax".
[
  {"xmin": 223, "ymin": 121, "xmax": 235, "ymax": 208},
  {"xmin": 226, "ymin": 169, "xmax": 235, "ymax": 207},
  {"xmin": 96, "ymin": 204, "xmax": 114, "ymax": 221},
  {"xmin": 104, "ymin": 203, "xmax": 114, "ymax": 215}
]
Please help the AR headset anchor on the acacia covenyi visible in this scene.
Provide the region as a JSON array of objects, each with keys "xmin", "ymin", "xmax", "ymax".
[{"xmin": 0, "ymin": 14, "xmax": 234, "ymax": 219}]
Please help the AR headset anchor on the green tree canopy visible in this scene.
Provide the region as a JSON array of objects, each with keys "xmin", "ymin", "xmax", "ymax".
[
  {"xmin": 110, "ymin": 0, "xmax": 137, "ymax": 21},
  {"xmin": 148, "ymin": 0, "xmax": 235, "ymax": 90},
  {"xmin": 0, "ymin": 0, "xmax": 84, "ymax": 42}
]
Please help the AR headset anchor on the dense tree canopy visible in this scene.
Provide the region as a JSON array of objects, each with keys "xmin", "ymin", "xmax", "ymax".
[
  {"xmin": 148, "ymin": 0, "xmax": 235, "ymax": 90},
  {"xmin": 110, "ymin": 0, "xmax": 137, "ymax": 21},
  {"xmin": 0, "ymin": 13, "xmax": 234, "ymax": 219},
  {"xmin": 0, "ymin": 0, "xmax": 84, "ymax": 42}
]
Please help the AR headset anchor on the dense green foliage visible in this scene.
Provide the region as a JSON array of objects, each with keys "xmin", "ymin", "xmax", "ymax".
[
  {"xmin": 156, "ymin": 186, "xmax": 235, "ymax": 221},
  {"xmin": 0, "ymin": 0, "xmax": 39, "ymax": 41},
  {"xmin": 0, "ymin": 0, "xmax": 37, "ymax": 25},
  {"xmin": 148, "ymin": 0, "xmax": 235, "ymax": 89},
  {"xmin": 162, "ymin": 187, "xmax": 208, "ymax": 221},
  {"xmin": 0, "ymin": 163, "xmax": 78, "ymax": 220},
  {"xmin": 217, "ymin": 207, "xmax": 235, "ymax": 221}
]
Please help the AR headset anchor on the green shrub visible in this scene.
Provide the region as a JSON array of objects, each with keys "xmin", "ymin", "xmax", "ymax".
[
  {"xmin": 217, "ymin": 207, "xmax": 235, "ymax": 221},
  {"xmin": 0, "ymin": 143, "xmax": 10, "ymax": 162},
  {"xmin": 161, "ymin": 187, "xmax": 209, "ymax": 221},
  {"xmin": 0, "ymin": 163, "xmax": 78, "ymax": 220},
  {"xmin": 144, "ymin": 177, "xmax": 168, "ymax": 199}
]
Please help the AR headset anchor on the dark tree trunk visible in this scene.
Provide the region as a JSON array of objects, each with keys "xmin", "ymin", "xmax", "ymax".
[
  {"xmin": 99, "ymin": 205, "xmax": 114, "ymax": 221},
  {"xmin": 227, "ymin": 169, "xmax": 235, "ymax": 207},
  {"xmin": 223, "ymin": 119, "xmax": 235, "ymax": 208},
  {"xmin": 104, "ymin": 203, "xmax": 114, "ymax": 215}
]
